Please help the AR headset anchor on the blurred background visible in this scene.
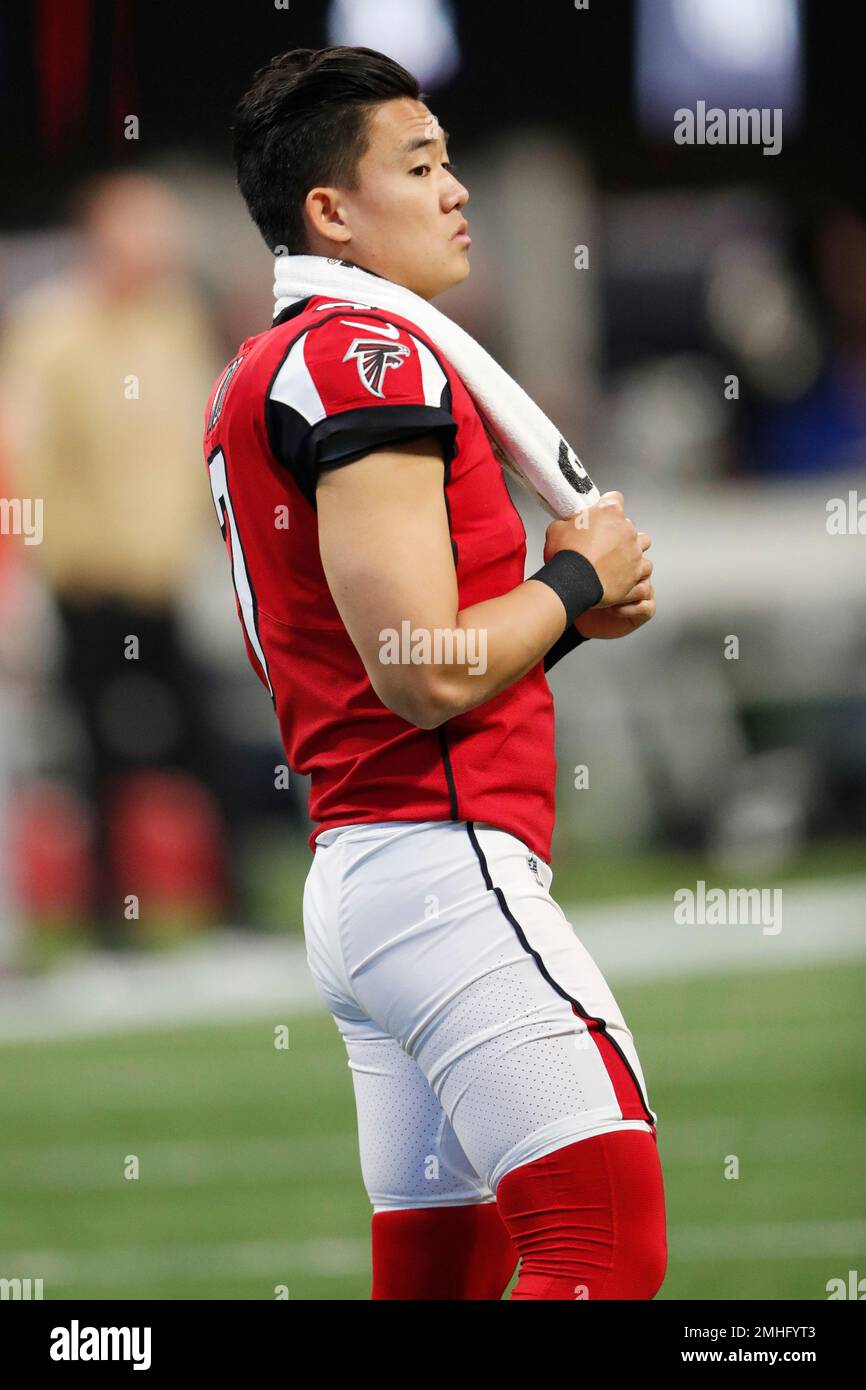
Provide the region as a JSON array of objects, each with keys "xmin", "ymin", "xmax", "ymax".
[{"xmin": 0, "ymin": 0, "xmax": 863, "ymax": 1300}]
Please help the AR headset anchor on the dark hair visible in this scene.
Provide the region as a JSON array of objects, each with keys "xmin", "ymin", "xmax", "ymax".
[{"xmin": 233, "ymin": 46, "xmax": 422, "ymax": 255}]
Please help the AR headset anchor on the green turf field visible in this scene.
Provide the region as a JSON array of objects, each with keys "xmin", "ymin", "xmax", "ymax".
[{"xmin": 0, "ymin": 956, "xmax": 862, "ymax": 1300}]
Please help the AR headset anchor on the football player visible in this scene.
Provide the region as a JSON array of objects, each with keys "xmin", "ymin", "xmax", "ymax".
[{"xmin": 205, "ymin": 45, "xmax": 665, "ymax": 1300}]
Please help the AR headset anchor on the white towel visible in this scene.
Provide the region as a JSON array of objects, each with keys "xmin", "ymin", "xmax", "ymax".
[{"xmin": 274, "ymin": 254, "xmax": 599, "ymax": 520}]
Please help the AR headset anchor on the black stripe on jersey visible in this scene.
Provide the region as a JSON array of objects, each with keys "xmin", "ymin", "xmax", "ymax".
[
  {"xmin": 272, "ymin": 296, "xmax": 314, "ymax": 329},
  {"xmin": 433, "ymin": 437, "xmax": 460, "ymax": 818},
  {"xmin": 442, "ymin": 450, "xmax": 459, "ymax": 569},
  {"xmin": 464, "ymin": 820, "xmax": 657, "ymax": 1127},
  {"xmin": 268, "ymin": 401, "xmax": 458, "ymax": 510},
  {"xmin": 437, "ymin": 728, "xmax": 459, "ymax": 820}
]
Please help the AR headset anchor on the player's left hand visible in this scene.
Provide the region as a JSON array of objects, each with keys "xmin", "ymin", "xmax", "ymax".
[{"xmin": 574, "ymin": 579, "xmax": 656, "ymax": 639}]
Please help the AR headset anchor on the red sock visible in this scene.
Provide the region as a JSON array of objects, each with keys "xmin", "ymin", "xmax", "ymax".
[
  {"xmin": 371, "ymin": 1202, "xmax": 519, "ymax": 1300},
  {"xmin": 496, "ymin": 1128, "xmax": 667, "ymax": 1300}
]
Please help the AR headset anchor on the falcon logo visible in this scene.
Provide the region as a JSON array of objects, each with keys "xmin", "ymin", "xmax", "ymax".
[{"xmin": 343, "ymin": 336, "xmax": 412, "ymax": 398}]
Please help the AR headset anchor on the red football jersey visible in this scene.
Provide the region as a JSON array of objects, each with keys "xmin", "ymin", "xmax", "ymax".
[{"xmin": 203, "ymin": 292, "xmax": 566, "ymax": 862}]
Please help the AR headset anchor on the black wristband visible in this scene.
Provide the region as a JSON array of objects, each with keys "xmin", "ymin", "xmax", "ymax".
[
  {"xmin": 544, "ymin": 624, "xmax": 589, "ymax": 673},
  {"xmin": 529, "ymin": 550, "xmax": 603, "ymax": 629}
]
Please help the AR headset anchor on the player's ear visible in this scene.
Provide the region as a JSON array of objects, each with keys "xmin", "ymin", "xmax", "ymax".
[{"xmin": 304, "ymin": 186, "xmax": 351, "ymax": 248}]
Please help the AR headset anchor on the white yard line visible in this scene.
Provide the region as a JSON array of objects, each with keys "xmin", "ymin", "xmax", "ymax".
[
  {"xmin": 0, "ymin": 875, "xmax": 863, "ymax": 1042},
  {"xmin": 2, "ymin": 1219, "xmax": 864, "ymax": 1290},
  {"xmin": 2, "ymin": 1114, "xmax": 863, "ymax": 1192},
  {"xmin": 0, "ymin": 1134, "xmax": 360, "ymax": 1189},
  {"xmin": 672, "ymin": 1219, "xmax": 866, "ymax": 1262},
  {"xmin": 569, "ymin": 875, "xmax": 866, "ymax": 984},
  {"xmin": 0, "ymin": 930, "xmax": 320, "ymax": 1042},
  {"xmin": 0, "ymin": 1237, "xmax": 369, "ymax": 1286}
]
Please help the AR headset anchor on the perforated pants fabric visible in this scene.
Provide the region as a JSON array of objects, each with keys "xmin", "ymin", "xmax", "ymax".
[{"xmin": 303, "ymin": 818, "xmax": 658, "ymax": 1209}]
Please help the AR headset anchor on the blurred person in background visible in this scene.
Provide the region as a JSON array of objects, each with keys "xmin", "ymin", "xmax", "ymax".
[
  {"xmin": 750, "ymin": 204, "xmax": 866, "ymax": 479},
  {"xmin": 0, "ymin": 171, "xmax": 231, "ymax": 943}
]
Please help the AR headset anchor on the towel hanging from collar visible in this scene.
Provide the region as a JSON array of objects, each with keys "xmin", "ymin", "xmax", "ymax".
[{"xmin": 274, "ymin": 254, "xmax": 600, "ymax": 520}]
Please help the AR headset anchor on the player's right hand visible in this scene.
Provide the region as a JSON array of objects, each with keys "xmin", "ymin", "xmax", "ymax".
[{"xmin": 543, "ymin": 491, "xmax": 652, "ymax": 608}]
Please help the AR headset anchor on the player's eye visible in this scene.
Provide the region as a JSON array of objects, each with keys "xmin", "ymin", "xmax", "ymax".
[{"xmin": 410, "ymin": 161, "xmax": 459, "ymax": 177}]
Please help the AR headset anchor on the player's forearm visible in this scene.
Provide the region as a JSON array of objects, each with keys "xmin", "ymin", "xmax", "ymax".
[{"xmin": 418, "ymin": 575, "xmax": 590, "ymax": 725}]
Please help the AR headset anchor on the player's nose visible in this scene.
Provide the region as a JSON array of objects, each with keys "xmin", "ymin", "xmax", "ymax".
[{"xmin": 445, "ymin": 179, "xmax": 469, "ymax": 214}]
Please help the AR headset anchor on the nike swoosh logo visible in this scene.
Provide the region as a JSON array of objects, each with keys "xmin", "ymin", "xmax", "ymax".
[{"xmin": 340, "ymin": 318, "xmax": 401, "ymax": 340}]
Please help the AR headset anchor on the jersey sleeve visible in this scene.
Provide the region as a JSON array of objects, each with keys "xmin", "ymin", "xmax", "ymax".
[{"xmin": 265, "ymin": 313, "xmax": 459, "ymax": 507}]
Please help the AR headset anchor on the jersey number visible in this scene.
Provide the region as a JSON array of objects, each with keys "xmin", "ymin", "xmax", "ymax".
[{"xmin": 208, "ymin": 447, "xmax": 274, "ymax": 699}]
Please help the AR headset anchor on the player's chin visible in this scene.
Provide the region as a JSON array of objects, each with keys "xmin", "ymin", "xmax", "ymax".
[
  {"xmin": 447, "ymin": 248, "xmax": 472, "ymax": 282},
  {"xmin": 426, "ymin": 252, "xmax": 470, "ymax": 298}
]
